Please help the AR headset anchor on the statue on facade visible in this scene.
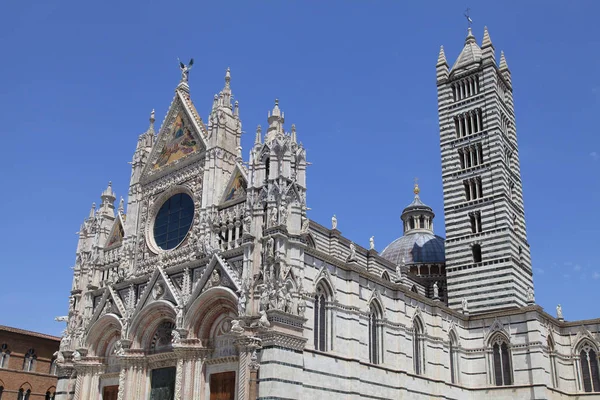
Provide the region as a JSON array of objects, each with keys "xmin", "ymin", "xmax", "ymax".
[
  {"xmin": 238, "ymin": 290, "xmax": 247, "ymax": 316},
  {"xmin": 284, "ymin": 291, "xmax": 293, "ymax": 314},
  {"xmin": 265, "ymin": 236, "xmax": 274, "ymax": 258},
  {"xmin": 395, "ymin": 264, "xmax": 403, "ymax": 281},
  {"xmin": 257, "ymin": 310, "xmax": 270, "ymax": 328},
  {"xmin": 556, "ymin": 304, "xmax": 563, "ymax": 320},
  {"xmin": 269, "ymin": 206, "xmax": 278, "ymax": 227},
  {"xmin": 297, "ymin": 294, "xmax": 307, "ymax": 316},
  {"xmin": 178, "ymin": 58, "xmax": 194, "ymax": 83},
  {"xmin": 171, "ymin": 329, "xmax": 181, "ymax": 344},
  {"xmin": 433, "ymin": 281, "xmax": 439, "ymax": 299},
  {"xmin": 243, "ymin": 214, "xmax": 251, "ymax": 233},
  {"xmin": 231, "ymin": 319, "xmax": 244, "ymax": 335},
  {"xmin": 348, "ymin": 242, "xmax": 356, "ymax": 261},
  {"xmin": 332, "ymin": 214, "xmax": 337, "ymax": 230},
  {"xmin": 301, "ymin": 216, "xmax": 310, "ymax": 234},
  {"xmin": 279, "ymin": 201, "xmax": 288, "ymax": 226},
  {"xmin": 176, "ymin": 306, "xmax": 184, "ymax": 328},
  {"xmin": 369, "ymin": 236, "xmax": 375, "ymax": 250},
  {"xmin": 259, "ymin": 285, "xmax": 270, "ymax": 311},
  {"xmin": 461, "ymin": 298, "xmax": 469, "ymax": 313},
  {"xmin": 527, "ymin": 287, "xmax": 535, "ymax": 303}
]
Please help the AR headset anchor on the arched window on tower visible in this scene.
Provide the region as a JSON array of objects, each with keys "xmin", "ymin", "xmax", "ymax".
[
  {"xmin": 368, "ymin": 302, "xmax": 383, "ymax": 364},
  {"xmin": 579, "ymin": 342, "xmax": 600, "ymax": 392},
  {"xmin": 449, "ymin": 331, "xmax": 459, "ymax": 384},
  {"xmin": 547, "ymin": 336, "xmax": 558, "ymax": 388},
  {"xmin": 0, "ymin": 344, "xmax": 10, "ymax": 368},
  {"xmin": 413, "ymin": 318, "xmax": 425, "ymax": 375},
  {"xmin": 314, "ymin": 283, "xmax": 330, "ymax": 352},
  {"xmin": 17, "ymin": 389, "xmax": 31, "ymax": 400},
  {"xmin": 22, "ymin": 349, "xmax": 36, "ymax": 372},
  {"xmin": 491, "ymin": 335, "xmax": 513, "ymax": 386},
  {"xmin": 472, "ymin": 244, "xmax": 482, "ymax": 263}
]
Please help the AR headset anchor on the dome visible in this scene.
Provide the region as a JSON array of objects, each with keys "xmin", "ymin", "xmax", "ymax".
[{"xmin": 381, "ymin": 232, "xmax": 446, "ymax": 265}]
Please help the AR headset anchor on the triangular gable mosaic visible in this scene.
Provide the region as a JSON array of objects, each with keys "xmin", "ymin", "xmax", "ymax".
[
  {"xmin": 105, "ymin": 216, "xmax": 124, "ymax": 248},
  {"xmin": 221, "ymin": 166, "xmax": 247, "ymax": 204},
  {"xmin": 144, "ymin": 90, "xmax": 207, "ymax": 176}
]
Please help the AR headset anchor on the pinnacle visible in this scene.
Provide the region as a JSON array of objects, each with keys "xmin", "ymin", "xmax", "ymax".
[
  {"xmin": 437, "ymin": 45, "xmax": 447, "ymax": 66},
  {"xmin": 148, "ymin": 109, "xmax": 156, "ymax": 133},
  {"xmin": 482, "ymin": 26, "xmax": 493, "ymax": 48},
  {"xmin": 255, "ymin": 125, "xmax": 262, "ymax": 144},
  {"xmin": 465, "ymin": 27, "xmax": 476, "ymax": 44},
  {"xmin": 499, "ymin": 51, "xmax": 509, "ymax": 70}
]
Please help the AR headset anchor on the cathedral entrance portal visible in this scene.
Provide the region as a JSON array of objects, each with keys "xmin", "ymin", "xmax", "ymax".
[
  {"xmin": 209, "ymin": 371, "xmax": 236, "ymax": 400},
  {"xmin": 102, "ymin": 385, "xmax": 118, "ymax": 400},
  {"xmin": 149, "ymin": 367, "xmax": 176, "ymax": 400}
]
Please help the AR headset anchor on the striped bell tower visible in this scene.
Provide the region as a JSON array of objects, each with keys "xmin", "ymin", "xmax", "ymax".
[{"xmin": 436, "ymin": 27, "xmax": 533, "ymax": 313}]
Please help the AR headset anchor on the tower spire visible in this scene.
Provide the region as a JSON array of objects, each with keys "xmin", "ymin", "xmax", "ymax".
[
  {"xmin": 437, "ymin": 46, "xmax": 447, "ymax": 67},
  {"xmin": 482, "ymin": 26, "xmax": 493, "ymax": 48},
  {"xmin": 499, "ymin": 51, "xmax": 509, "ymax": 70}
]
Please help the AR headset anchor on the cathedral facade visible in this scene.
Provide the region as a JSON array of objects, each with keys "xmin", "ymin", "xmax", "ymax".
[{"xmin": 56, "ymin": 27, "xmax": 600, "ymax": 400}]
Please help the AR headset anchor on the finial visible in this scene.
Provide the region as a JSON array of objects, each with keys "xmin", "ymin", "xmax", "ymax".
[
  {"xmin": 88, "ymin": 202, "xmax": 96, "ymax": 219},
  {"xmin": 150, "ymin": 109, "xmax": 155, "ymax": 124},
  {"xmin": 464, "ymin": 8, "xmax": 473, "ymax": 27},
  {"xmin": 413, "ymin": 177, "xmax": 420, "ymax": 195},
  {"xmin": 225, "ymin": 67, "xmax": 231, "ymax": 86},
  {"xmin": 275, "ymin": 98, "xmax": 279, "ymax": 106},
  {"xmin": 118, "ymin": 196, "xmax": 125, "ymax": 213},
  {"xmin": 234, "ymin": 100, "xmax": 239, "ymax": 116},
  {"xmin": 482, "ymin": 26, "xmax": 493, "ymax": 48},
  {"xmin": 178, "ymin": 58, "xmax": 194, "ymax": 84}
]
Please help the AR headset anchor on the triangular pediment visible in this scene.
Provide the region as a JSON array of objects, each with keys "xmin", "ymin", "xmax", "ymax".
[
  {"xmin": 105, "ymin": 215, "xmax": 125, "ymax": 248},
  {"xmin": 135, "ymin": 267, "xmax": 180, "ymax": 313},
  {"xmin": 220, "ymin": 163, "xmax": 248, "ymax": 205},
  {"xmin": 143, "ymin": 89, "xmax": 207, "ymax": 178}
]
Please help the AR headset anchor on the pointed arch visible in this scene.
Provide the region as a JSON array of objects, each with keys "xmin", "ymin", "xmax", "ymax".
[
  {"xmin": 129, "ymin": 299, "xmax": 177, "ymax": 349},
  {"xmin": 85, "ymin": 313, "xmax": 122, "ymax": 357},
  {"xmin": 368, "ymin": 299, "xmax": 384, "ymax": 364},
  {"xmin": 449, "ymin": 329, "xmax": 459, "ymax": 384},
  {"xmin": 576, "ymin": 339, "xmax": 600, "ymax": 392},
  {"xmin": 547, "ymin": 333, "xmax": 558, "ymax": 388},
  {"xmin": 381, "ymin": 271, "xmax": 390, "ymax": 281},
  {"xmin": 313, "ymin": 266, "xmax": 335, "ymax": 301},
  {"xmin": 185, "ymin": 286, "xmax": 238, "ymax": 341},
  {"xmin": 413, "ymin": 315, "xmax": 425, "ymax": 375},
  {"xmin": 305, "ymin": 233, "xmax": 316, "ymax": 249},
  {"xmin": 488, "ymin": 331, "xmax": 513, "ymax": 386},
  {"xmin": 313, "ymin": 278, "xmax": 333, "ymax": 352}
]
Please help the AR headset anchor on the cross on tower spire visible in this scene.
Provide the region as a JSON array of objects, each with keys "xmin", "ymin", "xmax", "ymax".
[{"xmin": 464, "ymin": 8, "xmax": 473, "ymax": 27}]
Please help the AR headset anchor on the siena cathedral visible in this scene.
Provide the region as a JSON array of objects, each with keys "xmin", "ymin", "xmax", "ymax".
[{"xmin": 56, "ymin": 27, "xmax": 600, "ymax": 400}]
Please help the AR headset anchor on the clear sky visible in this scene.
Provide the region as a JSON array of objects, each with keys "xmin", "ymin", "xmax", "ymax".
[{"xmin": 1, "ymin": 1, "xmax": 598, "ymax": 336}]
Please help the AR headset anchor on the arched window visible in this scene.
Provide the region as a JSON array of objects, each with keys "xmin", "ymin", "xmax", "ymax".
[
  {"xmin": 411, "ymin": 285, "xmax": 418, "ymax": 294},
  {"xmin": 49, "ymin": 357, "xmax": 58, "ymax": 375},
  {"xmin": 0, "ymin": 386, "xmax": 4, "ymax": 400},
  {"xmin": 547, "ymin": 336, "xmax": 557, "ymax": 388},
  {"xmin": 491, "ymin": 336, "xmax": 512, "ymax": 386},
  {"xmin": 314, "ymin": 284, "xmax": 330, "ymax": 351},
  {"xmin": 22, "ymin": 349, "xmax": 36, "ymax": 372},
  {"xmin": 449, "ymin": 331, "xmax": 459, "ymax": 384},
  {"xmin": 472, "ymin": 244, "xmax": 482, "ymax": 263},
  {"xmin": 17, "ymin": 389, "xmax": 31, "ymax": 400},
  {"xmin": 45, "ymin": 391, "xmax": 56, "ymax": 400},
  {"xmin": 413, "ymin": 318, "xmax": 424, "ymax": 375},
  {"xmin": 579, "ymin": 343, "xmax": 600, "ymax": 392},
  {"xmin": 381, "ymin": 271, "xmax": 390, "ymax": 281},
  {"xmin": 0, "ymin": 344, "xmax": 9, "ymax": 368},
  {"xmin": 368, "ymin": 302, "xmax": 383, "ymax": 364}
]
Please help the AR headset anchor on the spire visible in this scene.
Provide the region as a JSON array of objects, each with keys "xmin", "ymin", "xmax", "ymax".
[
  {"xmin": 481, "ymin": 26, "xmax": 493, "ymax": 48},
  {"xmin": 499, "ymin": 51, "xmax": 509, "ymax": 70},
  {"xmin": 266, "ymin": 99, "xmax": 285, "ymax": 142},
  {"xmin": 401, "ymin": 180, "xmax": 435, "ymax": 234},
  {"xmin": 436, "ymin": 46, "xmax": 447, "ymax": 66},
  {"xmin": 234, "ymin": 100, "xmax": 239, "ymax": 117},
  {"xmin": 291, "ymin": 124, "xmax": 297, "ymax": 143},
  {"xmin": 88, "ymin": 202, "xmax": 96, "ymax": 220},
  {"xmin": 101, "ymin": 181, "xmax": 116, "ymax": 203},
  {"xmin": 255, "ymin": 125, "xmax": 262, "ymax": 145},
  {"xmin": 221, "ymin": 67, "xmax": 232, "ymax": 109},
  {"xmin": 451, "ymin": 28, "xmax": 482, "ymax": 71}
]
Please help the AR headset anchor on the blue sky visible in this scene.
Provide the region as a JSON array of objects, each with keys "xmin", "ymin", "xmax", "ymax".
[{"xmin": 1, "ymin": 1, "xmax": 598, "ymax": 336}]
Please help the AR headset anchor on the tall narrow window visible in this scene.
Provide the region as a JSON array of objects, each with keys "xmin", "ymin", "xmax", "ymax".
[
  {"xmin": 548, "ymin": 336, "xmax": 557, "ymax": 388},
  {"xmin": 580, "ymin": 344, "xmax": 600, "ymax": 392},
  {"xmin": 449, "ymin": 332, "xmax": 459, "ymax": 384},
  {"xmin": 413, "ymin": 318, "xmax": 424, "ymax": 375},
  {"xmin": 49, "ymin": 358, "xmax": 58, "ymax": 375},
  {"xmin": 492, "ymin": 339, "xmax": 513, "ymax": 386},
  {"xmin": 314, "ymin": 285, "xmax": 328, "ymax": 351},
  {"xmin": 22, "ymin": 349, "xmax": 36, "ymax": 372},
  {"xmin": 472, "ymin": 244, "xmax": 482, "ymax": 263},
  {"xmin": 368, "ymin": 303, "xmax": 382, "ymax": 364}
]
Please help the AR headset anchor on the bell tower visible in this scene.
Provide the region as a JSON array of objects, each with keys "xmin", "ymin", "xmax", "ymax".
[{"xmin": 437, "ymin": 27, "xmax": 533, "ymax": 312}]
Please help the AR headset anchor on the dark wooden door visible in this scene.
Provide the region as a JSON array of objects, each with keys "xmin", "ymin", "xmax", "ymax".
[
  {"xmin": 150, "ymin": 367, "xmax": 176, "ymax": 400},
  {"xmin": 103, "ymin": 385, "xmax": 119, "ymax": 400},
  {"xmin": 209, "ymin": 371, "xmax": 236, "ymax": 400}
]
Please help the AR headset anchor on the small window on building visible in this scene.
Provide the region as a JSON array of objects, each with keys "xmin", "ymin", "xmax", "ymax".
[
  {"xmin": 0, "ymin": 344, "xmax": 9, "ymax": 368},
  {"xmin": 413, "ymin": 318, "xmax": 424, "ymax": 375},
  {"xmin": 22, "ymin": 349, "xmax": 36, "ymax": 372},
  {"xmin": 314, "ymin": 284, "xmax": 330, "ymax": 351},
  {"xmin": 368, "ymin": 302, "xmax": 383, "ymax": 364},
  {"xmin": 472, "ymin": 244, "xmax": 482, "ymax": 263},
  {"xmin": 449, "ymin": 332, "xmax": 459, "ymax": 384}
]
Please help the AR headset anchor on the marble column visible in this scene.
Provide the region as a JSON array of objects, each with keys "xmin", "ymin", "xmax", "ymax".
[{"xmin": 235, "ymin": 336, "xmax": 262, "ymax": 400}]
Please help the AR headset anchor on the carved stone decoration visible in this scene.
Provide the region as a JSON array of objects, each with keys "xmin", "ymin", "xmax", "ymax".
[
  {"xmin": 461, "ymin": 298, "xmax": 469, "ymax": 313},
  {"xmin": 556, "ymin": 304, "xmax": 563, "ymax": 320},
  {"xmin": 153, "ymin": 282, "xmax": 165, "ymax": 300},
  {"xmin": 257, "ymin": 310, "xmax": 270, "ymax": 328},
  {"xmin": 269, "ymin": 206, "xmax": 278, "ymax": 227},
  {"xmin": 249, "ymin": 349, "xmax": 260, "ymax": 371},
  {"xmin": 348, "ymin": 242, "xmax": 357, "ymax": 262},
  {"xmin": 527, "ymin": 287, "xmax": 535, "ymax": 304},
  {"xmin": 231, "ymin": 319, "xmax": 245, "ymax": 335},
  {"xmin": 279, "ymin": 201, "xmax": 288, "ymax": 226},
  {"xmin": 297, "ymin": 294, "xmax": 307, "ymax": 316}
]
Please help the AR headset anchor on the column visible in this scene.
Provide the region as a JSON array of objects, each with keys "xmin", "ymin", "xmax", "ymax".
[
  {"xmin": 477, "ymin": 109, "xmax": 482, "ymax": 131},
  {"xmin": 470, "ymin": 180, "xmax": 475, "ymax": 200},
  {"xmin": 469, "ymin": 113, "xmax": 475, "ymax": 135},
  {"xmin": 235, "ymin": 336, "xmax": 262, "ymax": 400}
]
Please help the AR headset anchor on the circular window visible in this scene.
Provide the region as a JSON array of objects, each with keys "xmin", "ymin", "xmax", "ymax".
[{"xmin": 153, "ymin": 193, "xmax": 194, "ymax": 250}]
